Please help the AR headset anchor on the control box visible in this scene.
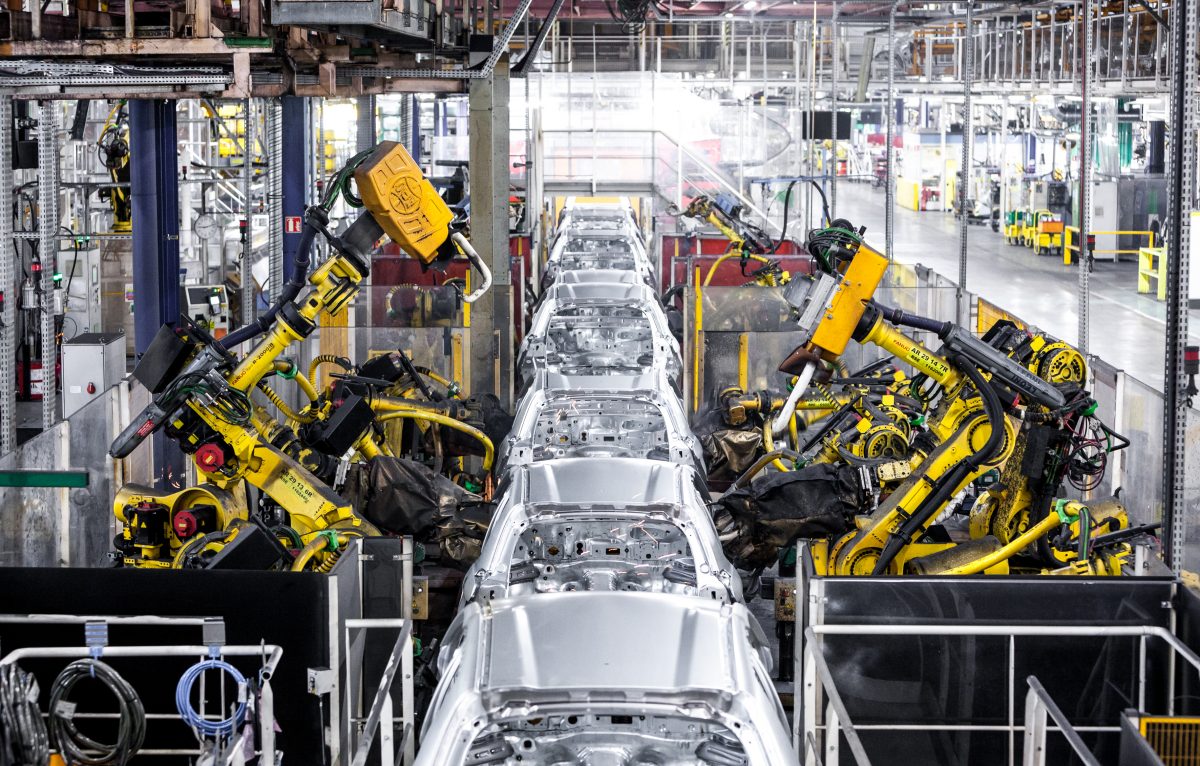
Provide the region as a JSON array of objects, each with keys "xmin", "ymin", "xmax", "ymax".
[
  {"xmin": 62, "ymin": 332, "xmax": 127, "ymax": 418},
  {"xmin": 181, "ymin": 285, "xmax": 230, "ymax": 338}
]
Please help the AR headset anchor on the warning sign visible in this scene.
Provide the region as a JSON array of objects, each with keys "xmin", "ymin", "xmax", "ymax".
[{"xmin": 284, "ymin": 216, "xmax": 303, "ymax": 234}]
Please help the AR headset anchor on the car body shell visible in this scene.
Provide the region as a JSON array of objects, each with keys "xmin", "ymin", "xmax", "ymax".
[
  {"xmin": 460, "ymin": 457, "xmax": 739, "ymax": 606},
  {"xmin": 415, "ymin": 592, "xmax": 795, "ymax": 766}
]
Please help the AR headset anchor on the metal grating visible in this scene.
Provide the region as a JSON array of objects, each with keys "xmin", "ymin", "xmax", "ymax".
[{"xmin": 1140, "ymin": 717, "xmax": 1200, "ymax": 766}]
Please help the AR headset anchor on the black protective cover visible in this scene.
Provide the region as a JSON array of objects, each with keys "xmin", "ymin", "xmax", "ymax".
[
  {"xmin": 716, "ymin": 463, "xmax": 861, "ymax": 569},
  {"xmin": 131, "ymin": 325, "xmax": 192, "ymax": 393}
]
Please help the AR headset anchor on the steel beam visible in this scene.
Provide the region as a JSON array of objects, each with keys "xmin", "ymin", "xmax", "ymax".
[
  {"xmin": 1078, "ymin": 1, "xmax": 1093, "ymax": 355},
  {"xmin": 884, "ymin": 0, "xmax": 899, "ymax": 260},
  {"xmin": 1162, "ymin": 0, "xmax": 1195, "ymax": 573},
  {"xmin": 37, "ymin": 102, "xmax": 58, "ymax": 429},
  {"xmin": 0, "ymin": 97, "xmax": 13, "ymax": 453},
  {"xmin": 266, "ymin": 98, "xmax": 283, "ymax": 299},
  {"xmin": 956, "ymin": 0, "xmax": 974, "ymax": 326},
  {"xmin": 241, "ymin": 98, "xmax": 256, "ymax": 325},
  {"xmin": 468, "ymin": 55, "xmax": 513, "ymax": 407}
]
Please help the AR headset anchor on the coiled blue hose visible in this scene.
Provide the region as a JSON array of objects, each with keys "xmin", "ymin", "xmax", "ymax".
[{"xmin": 175, "ymin": 658, "xmax": 248, "ymax": 740}]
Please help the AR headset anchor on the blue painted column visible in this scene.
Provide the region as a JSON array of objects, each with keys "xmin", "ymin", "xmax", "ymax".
[
  {"xmin": 129, "ymin": 99, "xmax": 184, "ymax": 485},
  {"xmin": 281, "ymin": 97, "xmax": 309, "ymax": 278},
  {"xmin": 129, "ymin": 99, "xmax": 180, "ymax": 355}
]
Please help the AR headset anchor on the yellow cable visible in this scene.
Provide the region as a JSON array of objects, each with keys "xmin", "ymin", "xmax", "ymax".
[
  {"xmin": 761, "ymin": 422, "xmax": 791, "ymax": 473},
  {"xmin": 294, "ymin": 371, "xmax": 319, "ymax": 402},
  {"xmin": 356, "ymin": 434, "xmax": 382, "ymax": 460},
  {"xmin": 788, "ymin": 412, "xmax": 800, "ymax": 452},
  {"xmin": 702, "ymin": 252, "xmax": 776, "ymax": 286},
  {"xmin": 374, "ymin": 407, "xmax": 495, "ymax": 472},
  {"xmin": 308, "ymin": 354, "xmax": 349, "ymax": 385},
  {"xmin": 290, "ymin": 531, "xmax": 360, "ymax": 572},
  {"xmin": 258, "ymin": 384, "xmax": 315, "ymax": 424},
  {"xmin": 272, "ymin": 360, "xmax": 318, "ymax": 402},
  {"xmin": 937, "ymin": 513, "xmax": 1063, "ymax": 576}
]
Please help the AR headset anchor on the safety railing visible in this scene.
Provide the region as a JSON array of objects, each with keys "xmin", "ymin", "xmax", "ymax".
[
  {"xmin": 340, "ymin": 536, "xmax": 417, "ymax": 766},
  {"xmin": 541, "ymin": 127, "xmax": 781, "ymax": 236},
  {"xmin": 0, "ymin": 614, "xmax": 282, "ymax": 764},
  {"xmin": 1063, "ymin": 227, "xmax": 1156, "ymax": 266},
  {"xmin": 344, "ymin": 618, "xmax": 415, "ymax": 766},
  {"xmin": 798, "ymin": 622, "xmax": 1200, "ymax": 766},
  {"xmin": 800, "ymin": 626, "xmax": 873, "ymax": 766},
  {"xmin": 1022, "ymin": 676, "xmax": 1102, "ymax": 766}
]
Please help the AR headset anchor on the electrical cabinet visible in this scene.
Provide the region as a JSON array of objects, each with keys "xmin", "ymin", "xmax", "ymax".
[{"xmin": 61, "ymin": 332, "xmax": 127, "ymax": 418}]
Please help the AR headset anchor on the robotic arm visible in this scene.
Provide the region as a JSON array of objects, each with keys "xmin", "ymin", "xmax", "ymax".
[
  {"xmin": 762, "ymin": 223, "xmax": 1128, "ymax": 576},
  {"xmin": 671, "ymin": 194, "xmax": 787, "ymax": 286},
  {"xmin": 108, "ymin": 142, "xmax": 493, "ymax": 569}
]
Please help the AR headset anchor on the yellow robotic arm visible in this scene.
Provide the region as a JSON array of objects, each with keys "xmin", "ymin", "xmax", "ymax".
[
  {"xmin": 108, "ymin": 142, "xmax": 491, "ymax": 569},
  {"xmin": 773, "ymin": 227, "xmax": 1071, "ymax": 576}
]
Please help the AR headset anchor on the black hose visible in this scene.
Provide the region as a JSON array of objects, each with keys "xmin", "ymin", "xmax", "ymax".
[
  {"xmin": 1, "ymin": 663, "xmax": 50, "ymax": 766},
  {"xmin": 809, "ymin": 180, "xmax": 832, "ymax": 227},
  {"xmin": 660, "ymin": 284, "xmax": 685, "ymax": 309},
  {"xmin": 771, "ymin": 180, "xmax": 799, "ymax": 253},
  {"xmin": 871, "ymin": 301, "xmax": 951, "ymax": 337},
  {"xmin": 872, "ymin": 357, "xmax": 1006, "ymax": 575},
  {"xmin": 48, "ymin": 659, "xmax": 146, "ymax": 766},
  {"xmin": 218, "ymin": 212, "xmax": 322, "ymax": 350},
  {"xmin": 849, "ymin": 358, "xmax": 895, "ymax": 378},
  {"xmin": 731, "ymin": 448, "xmax": 803, "ymax": 490}
]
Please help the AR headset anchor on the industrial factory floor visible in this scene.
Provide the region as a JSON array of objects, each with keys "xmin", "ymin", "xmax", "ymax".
[{"xmin": 837, "ymin": 183, "xmax": 1200, "ymax": 392}]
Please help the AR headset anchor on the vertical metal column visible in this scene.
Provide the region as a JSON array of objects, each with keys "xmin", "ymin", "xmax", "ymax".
[
  {"xmin": 885, "ymin": 0, "xmax": 899, "ymax": 260},
  {"xmin": 1077, "ymin": 1, "xmax": 1093, "ymax": 355},
  {"xmin": 0, "ymin": 97, "xmax": 14, "ymax": 452},
  {"xmin": 468, "ymin": 55, "xmax": 513, "ymax": 406},
  {"xmin": 241, "ymin": 98, "xmax": 256, "ymax": 325},
  {"xmin": 129, "ymin": 99, "xmax": 184, "ymax": 485},
  {"xmin": 830, "ymin": 3, "xmax": 838, "ymax": 219},
  {"xmin": 265, "ymin": 99, "xmax": 283, "ymax": 301},
  {"xmin": 281, "ymin": 97, "xmax": 309, "ymax": 279},
  {"xmin": 129, "ymin": 100, "xmax": 181, "ymax": 351},
  {"xmin": 355, "ymin": 95, "xmax": 376, "ymax": 154},
  {"xmin": 1163, "ymin": 0, "xmax": 1196, "ymax": 574},
  {"xmin": 956, "ymin": 1, "xmax": 975, "ymax": 327},
  {"xmin": 37, "ymin": 102, "xmax": 59, "ymax": 429}
]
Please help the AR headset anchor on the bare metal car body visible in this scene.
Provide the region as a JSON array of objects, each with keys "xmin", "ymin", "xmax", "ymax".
[
  {"xmin": 414, "ymin": 592, "xmax": 795, "ymax": 765},
  {"xmin": 460, "ymin": 457, "xmax": 737, "ymax": 605},
  {"xmin": 496, "ymin": 382, "xmax": 701, "ymax": 472},
  {"xmin": 518, "ymin": 282, "xmax": 681, "ymax": 387}
]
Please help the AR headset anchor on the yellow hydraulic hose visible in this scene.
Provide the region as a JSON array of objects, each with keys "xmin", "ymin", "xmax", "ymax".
[
  {"xmin": 761, "ymin": 421, "xmax": 791, "ymax": 473},
  {"xmin": 937, "ymin": 513, "xmax": 1063, "ymax": 576},
  {"xmin": 272, "ymin": 360, "xmax": 318, "ymax": 403},
  {"xmin": 702, "ymin": 252, "xmax": 778, "ymax": 286},
  {"xmin": 309, "ymin": 354, "xmax": 350, "ymax": 385},
  {"xmin": 356, "ymin": 434, "xmax": 383, "ymax": 460},
  {"xmin": 258, "ymin": 384, "xmax": 315, "ymax": 424},
  {"xmin": 375, "ymin": 408, "xmax": 495, "ymax": 472},
  {"xmin": 290, "ymin": 530, "xmax": 362, "ymax": 572}
]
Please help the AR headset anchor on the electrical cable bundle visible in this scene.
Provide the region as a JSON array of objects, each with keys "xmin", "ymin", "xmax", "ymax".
[
  {"xmin": 47, "ymin": 659, "xmax": 145, "ymax": 766},
  {"xmin": 804, "ymin": 223, "xmax": 863, "ymax": 274},
  {"xmin": 158, "ymin": 371, "xmax": 253, "ymax": 427},
  {"xmin": 175, "ymin": 658, "xmax": 248, "ymax": 744},
  {"xmin": 1, "ymin": 664, "xmax": 49, "ymax": 766},
  {"xmin": 604, "ymin": 0, "xmax": 654, "ymax": 33}
]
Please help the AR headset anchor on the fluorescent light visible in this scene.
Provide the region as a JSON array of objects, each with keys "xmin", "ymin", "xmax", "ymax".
[
  {"xmin": 724, "ymin": 11, "xmax": 733, "ymax": 18},
  {"xmin": 744, "ymin": 0, "xmax": 757, "ymax": 8}
]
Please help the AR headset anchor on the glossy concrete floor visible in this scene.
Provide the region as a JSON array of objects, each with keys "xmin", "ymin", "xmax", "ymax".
[{"xmin": 835, "ymin": 182, "xmax": 1200, "ymax": 392}]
